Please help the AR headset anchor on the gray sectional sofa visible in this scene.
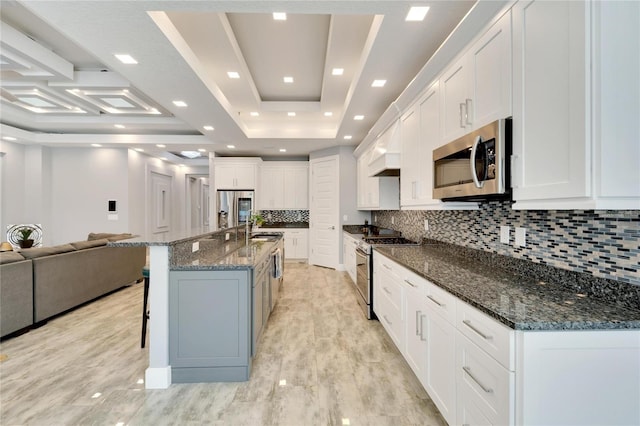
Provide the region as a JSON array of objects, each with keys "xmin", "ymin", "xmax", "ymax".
[{"xmin": 0, "ymin": 233, "xmax": 145, "ymax": 338}]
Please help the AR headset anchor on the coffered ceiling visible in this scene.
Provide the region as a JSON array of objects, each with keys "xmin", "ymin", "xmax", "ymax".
[{"xmin": 0, "ymin": 0, "xmax": 494, "ymax": 162}]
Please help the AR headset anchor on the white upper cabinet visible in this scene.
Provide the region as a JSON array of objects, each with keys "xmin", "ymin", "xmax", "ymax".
[
  {"xmin": 258, "ymin": 162, "xmax": 308, "ymax": 210},
  {"xmin": 214, "ymin": 158, "xmax": 261, "ymax": 190},
  {"xmin": 511, "ymin": 0, "xmax": 640, "ymax": 209},
  {"xmin": 401, "ymin": 81, "xmax": 478, "ymax": 210},
  {"xmin": 440, "ymin": 10, "xmax": 512, "ymax": 145}
]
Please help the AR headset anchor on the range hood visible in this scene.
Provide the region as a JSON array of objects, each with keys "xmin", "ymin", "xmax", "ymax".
[{"xmin": 368, "ymin": 119, "xmax": 401, "ymax": 177}]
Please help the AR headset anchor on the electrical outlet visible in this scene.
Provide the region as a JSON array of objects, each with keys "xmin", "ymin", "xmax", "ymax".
[
  {"xmin": 515, "ymin": 227, "xmax": 527, "ymax": 247},
  {"xmin": 192, "ymin": 241, "xmax": 199, "ymax": 252},
  {"xmin": 500, "ymin": 226, "xmax": 510, "ymax": 244},
  {"xmin": 374, "ymin": 214, "xmax": 377, "ymax": 222},
  {"xmin": 225, "ymin": 232, "xmax": 230, "ymax": 241},
  {"xmin": 424, "ymin": 219, "xmax": 429, "ymax": 231},
  {"xmin": 391, "ymin": 216, "xmax": 395, "ymax": 225}
]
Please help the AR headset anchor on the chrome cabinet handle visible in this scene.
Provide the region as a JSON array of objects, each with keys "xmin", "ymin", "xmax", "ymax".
[
  {"xmin": 427, "ymin": 295, "xmax": 444, "ymax": 307},
  {"xmin": 383, "ymin": 264, "xmax": 391, "ymax": 270},
  {"xmin": 459, "ymin": 103, "xmax": 465, "ymax": 128},
  {"xmin": 404, "ymin": 279, "xmax": 417, "ymax": 288},
  {"xmin": 328, "ymin": 226, "xmax": 335, "ymax": 230},
  {"xmin": 465, "ymin": 98, "xmax": 473, "ymax": 125},
  {"xmin": 383, "ymin": 315, "xmax": 392, "ymax": 325},
  {"xmin": 463, "ymin": 366, "xmax": 493, "ymax": 394},
  {"xmin": 463, "ymin": 319, "xmax": 492, "ymax": 340},
  {"xmin": 420, "ymin": 314, "xmax": 426, "ymax": 341},
  {"xmin": 415, "ymin": 310, "xmax": 421, "ymax": 335},
  {"xmin": 383, "ymin": 287, "xmax": 391, "ymax": 295}
]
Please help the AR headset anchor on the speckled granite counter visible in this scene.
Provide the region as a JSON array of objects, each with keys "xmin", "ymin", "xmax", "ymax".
[
  {"xmin": 260, "ymin": 222, "xmax": 309, "ymax": 229},
  {"xmin": 375, "ymin": 244, "xmax": 640, "ymax": 331}
]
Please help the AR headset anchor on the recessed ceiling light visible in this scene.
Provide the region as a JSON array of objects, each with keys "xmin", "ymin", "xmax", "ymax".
[
  {"xmin": 203, "ymin": 125, "xmax": 214, "ymax": 131},
  {"xmin": 227, "ymin": 71, "xmax": 240, "ymax": 79},
  {"xmin": 406, "ymin": 6, "xmax": 430, "ymax": 21},
  {"xmin": 160, "ymin": 157, "xmax": 167, "ymax": 161},
  {"xmin": 197, "ymin": 148, "xmax": 206, "ymax": 152},
  {"xmin": 324, "ymin": 112, "xmax": 333, "ymax": 117},
  {"xmin": 114, "ymin": 124, "xmax": 125, "ymax": 129},
  {"xmin": 332, "ymin": 68, "xmax": 344, "ymax": 76},
  {"xmin": 172, "ymin": 100, "xmax": 187, "ymax": 107},
  {"xmin": 114, "ymin": 54, "xmax": 137, "ymax": 64},
  {"xmin": 250, "ymin": 112, "xmax": 260, "ymax": 117},
  {"xmin": 288, "ymin": 112, "xmax": 296, "ymax": 117},
  {"xmin": 344, "ymin": 135, "xmax": 352, "ymax": 140},
  {"xmin": 91, "ymin": 143, "xmax": 102, "ymax": 147},
  {"xmin": 354, "ymin": 115, "xmax": 364, "ymax": 120},
  {"xmin": 180, "ymin": 151, "xmax": 201, "ymax": 159},
  {"xmin": 273, "ymin": 12, "xmax": 287, "ymax": 21},
  {"xmin": 156, "ymin": 144, "xmax": 166, "ymax": 148},
  {"xmin": 2, "ymin": 136, "xmax": 17, "ymax": 141},
  {"xmin": 283, "ymin": 76, "xmax": 294, "ymax": 83},
  {"xmin": 227, "ymin": 145, "xmax": 235, "ymax": 149},
  {"xmin": 279, "ymin": 148, "xmax": 287, "ymax": 152},
  {"xmin": 134, "ymin": 148, "xmax": 144, "ymax": 152},
  {"xmin": 372, "ymin": 79, "xmax": 387, "ymax": 87}
]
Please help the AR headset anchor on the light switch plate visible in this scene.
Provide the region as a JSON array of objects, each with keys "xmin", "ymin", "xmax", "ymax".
[
  {"xmin": 192, "ymin": 241, "xmax": 199, "ymax": 252},
  {"xmin": 424, "ymin": 220, "xmax": 429, "ymax": 231},
  {"xmin": 391, "ymin": 216, "xmax": 395, "ymax": 225},
  {"xmin": 500, "ymin": 225, "xmax": 510, "ymax": 244},
  {"xmin": 515, "ymin": 227, "xmax": 527, "ymax": 247}
]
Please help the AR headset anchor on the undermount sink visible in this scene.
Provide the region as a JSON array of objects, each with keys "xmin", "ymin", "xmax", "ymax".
[{"xmin": 250, "ymin": 234, "xmax": 281, "ymax": 242}]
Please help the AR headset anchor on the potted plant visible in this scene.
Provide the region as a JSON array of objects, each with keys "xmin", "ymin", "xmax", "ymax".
[
  {"xmin": 17, "ymin": 227, "xmax": 34, "ymax": 249},
  {"xmin": 250, "ymin": 213, "xmax": 265, "ymax": 229}
]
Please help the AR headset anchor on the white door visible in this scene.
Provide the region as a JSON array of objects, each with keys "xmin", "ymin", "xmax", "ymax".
[
  {"xmin": 202, "ymin": 183, "xmax": 210, "ymax": 227},
  {"xmin": 309, "ymin": 156, "xmax": 339, "ymax": 269},
  {"xmin": 149, "ymin": 171, "xmax": 172, "ymax": 235}
]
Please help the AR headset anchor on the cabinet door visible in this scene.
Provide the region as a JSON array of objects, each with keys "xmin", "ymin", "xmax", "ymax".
[
  {"xmin": 234, "ymin": 164, "xmax": 257, "ymax": 189},
  {"xmin": 293, "ymin": 229, "xmax": 308, "ymax": 259},
  {"xmin": 284, "ymin": 166, "xmax": 308, "ymax": 209},
  {"xmin": 440, "ymin": 55, "xmax": 471, "ymax": 143},
  {"xmin": 512, "ymin": 0, "xmax": 589, "ymax": 203},
  {"xmin": 404, "ymin": 278, "xmax": 427, "ymax": 386},
  {"xmin": 215, "ymin": 165, "xmax": 237, "ymax": 189},
  {"xmin": 418, "ymin": 82, "xmax": 441, "ymax": 205},
  {"xmin": 400, "ymin": 105, "xmax": 419, "ymax": 206},
  {"xmin": 252, "ymin": 270, "xmax": 264, "ymax": 356},
  {"xmin": 425, "ymin": 307, "xmax": 457, "ymax": 425},
  {"xmin": 282, "ymin": 230, "xmax": 296, "ymax": 257},
  {"xmin": 468, "ymin": 10, "xmax": 512, "ymax": 129},
  {"xmin": 260, "ymin": 167, "xmax": 284, "ymax": 209}
]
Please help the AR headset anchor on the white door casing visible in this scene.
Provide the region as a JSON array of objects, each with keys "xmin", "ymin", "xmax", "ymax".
[
  {"xmin": 149, "ymin": 170, "xmax": 172, "ymax": 235},
  {"xmin": 309, "ymin": 155, "xmax": 339, "ymax": 269}
]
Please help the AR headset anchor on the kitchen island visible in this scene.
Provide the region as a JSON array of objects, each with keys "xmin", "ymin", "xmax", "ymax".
[{"xmin": 109, "ymin": 227, "xmax": 283, "ymax": 388}]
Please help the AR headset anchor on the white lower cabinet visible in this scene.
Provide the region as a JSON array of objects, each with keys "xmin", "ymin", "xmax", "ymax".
[
  {"xmin": 342, "ymin": 232, "xmax": 358, "ymax": 284},
  {"xmin": 374, "ymin": 252, "xmax": 640, "ymax": 426},
  {"xmin": 268, "ymin": 228, "xmax": 308, "ymax": 259}
]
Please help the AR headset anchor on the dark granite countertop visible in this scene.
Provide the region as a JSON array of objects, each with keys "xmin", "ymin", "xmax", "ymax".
[
  {"xmin": 374, "ymin": 244, "xmax": 640, "ymax": 331},
  {"xmin": 260, "ymin": 222, "xmax": 309, "ymax": 229},
  {"xmin": 170, "ymin": 235, "xmax": 283, "ymax": 271}
]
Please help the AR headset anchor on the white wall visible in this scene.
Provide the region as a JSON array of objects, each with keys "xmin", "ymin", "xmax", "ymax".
[
  {"xmin": 0, "ymin": 141, "xmax": 27, "ymax": 241},
  {"xmin": 49, "ymin": 148, "xmax": 130, "ymax": 244}
]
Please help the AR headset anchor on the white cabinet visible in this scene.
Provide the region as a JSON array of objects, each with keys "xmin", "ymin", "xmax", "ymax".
[
  {"xmin": 342, "ymin": 232, "xmax": 358, "ymax": 284},
  {"xmin": 512, "ymin": 0, "xmax": 640, "ymax": 209},
  {"xmin": 258, "ymin": 162, "xmax": 308, "ymax": 210},
  {"xmin": 400, "ymin": 81, "xmax": 478, "ymax": 210},
  {"xmin": 214, "ymin": 158, "xmax": 261, "ymax": 190},
  {"xmin": 403, "ymin": 271, "xmax": 427, "ymax": 385},
  {"xmin": 440, "ymin": 10, "xmax": 512, "ymax": 144},
  {"xmin": 269, "ymin": 228, "xmax": 308, "ymax": 259},
  {"xmin": 357, "ymin": 146, "xmax": 399, "ymax": 210},
  {"xmin": 372, "ymin": 254, "xmax": 405, "ymax": 349}
]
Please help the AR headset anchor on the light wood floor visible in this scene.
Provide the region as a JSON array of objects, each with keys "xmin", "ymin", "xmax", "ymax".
[{"xmin": 0, "ymin": 263, "xmax": 446, "ymax": 425}]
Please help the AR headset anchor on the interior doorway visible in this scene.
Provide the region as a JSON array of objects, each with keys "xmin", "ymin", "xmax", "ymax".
[
  {"xmin": 309, "ymin": 155, "xmax": 340, "ymax": 269},
  {"xmin": 185, "ymin": 174, "xmax": 209, "ymax": 230}
]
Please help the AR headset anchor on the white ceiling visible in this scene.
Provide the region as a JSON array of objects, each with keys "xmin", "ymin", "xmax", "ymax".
[{"xmin": 0, "ymin": 0, "xmax": 481, "ymax": 163}]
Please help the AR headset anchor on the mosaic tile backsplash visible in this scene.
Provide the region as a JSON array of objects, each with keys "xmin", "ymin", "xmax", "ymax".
[
  {"xmin": 373, "ymin": 202, "xmax": 639, "ymax": 286},
  {"xmin": 259, "ymin": 210, "xmax": 309, "ymax": 223}
]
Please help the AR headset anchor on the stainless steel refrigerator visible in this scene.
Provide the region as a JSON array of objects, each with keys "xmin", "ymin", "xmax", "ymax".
[{"xmin": 216, "ymin": 190, "xmax": 254, "ymax": 229}]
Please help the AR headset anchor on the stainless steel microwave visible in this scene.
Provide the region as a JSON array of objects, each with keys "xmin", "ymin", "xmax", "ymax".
[{"xmin": 433, "ymin": 118, "xmax": 511, "ymax": 201}]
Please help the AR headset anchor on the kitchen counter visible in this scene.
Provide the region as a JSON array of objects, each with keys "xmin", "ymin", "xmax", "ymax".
[
  {"xmin": 260, "ymin": 221, "xmax": 309, "ymax": 228},
  {"xmin": 375, "ymin": 244, "xmax": 640, "ymax": 331}
]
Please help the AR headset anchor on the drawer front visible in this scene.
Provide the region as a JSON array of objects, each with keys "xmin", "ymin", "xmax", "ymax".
[
  {"xmin": 378, "ymin": 289, "xmax": 404, "ymax": 349},
  {"xmin": 456, "ymin": 300, "xmax": 514, "ymax": 370},
  {"xmin": 425, "ymin": 281, "xmax": 457, "ymax": 324},
  {"xmin": 377, "ymin": 271, "xmax": 403, "ymax": 314},
  {"xmin": 375, "ymin": 253, "xmax": 403, "ymax": 279},
  {"xmin": 456, "ymin": 332, "xmax": 514, "ymax": 426}
]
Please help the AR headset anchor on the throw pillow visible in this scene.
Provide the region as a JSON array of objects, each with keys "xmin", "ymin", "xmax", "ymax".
[
  {"xmin": 19, "ymin": 244, "xmax": 77, "ymax": 259},
  {"xmin": 70, "ymin": 239, "xmax": 108, "ymax": 250}
]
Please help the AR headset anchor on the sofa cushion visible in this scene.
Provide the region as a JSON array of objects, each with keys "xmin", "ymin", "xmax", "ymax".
[
  {"xmin": 0, "ymin": 251, "xmax": 26, "ymax": 264},
  {"xmin": 19, "ymin": 244, "xmax": 77, "ymax": 259},
  {"xmin": 87, "ymin": 232, "xmax": 133, "ymax": 241},
  {"xmin": 70, "ymin": 239, "xmax": 108, "ymax": 250}
]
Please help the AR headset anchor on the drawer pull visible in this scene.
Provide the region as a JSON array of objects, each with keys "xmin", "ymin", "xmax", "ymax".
[
  {"xmin": 383, "ymin": 287, "xmax": 392, "ymax": 295},
  {"xmin": 463, "ymin": 319, "xmax": 492, "ymax": 340},
  {"xmin": 427, "ymin": 294, "xmax": 444, "ymax": 307},
  {"xmin": 420, "ymin": 314, "xmax": 427, "ymax": 341},
  {"xmin": 463, "ymin": 366, "xmax": 493, "ymax": 394},
  {"xmin": 404, "ymin": 279, "xmax": 417, "ymax": 288},
  {"xmin": 415, "ymin": 310, "xmax": 421, "ymax": 335},
  {"xmin": 383, "ymin": 315, "xmax": 392, "ymax": 325},
  {"xmin": 383, "ymin": 264, "xmax": 392, "ymax": 270}
]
